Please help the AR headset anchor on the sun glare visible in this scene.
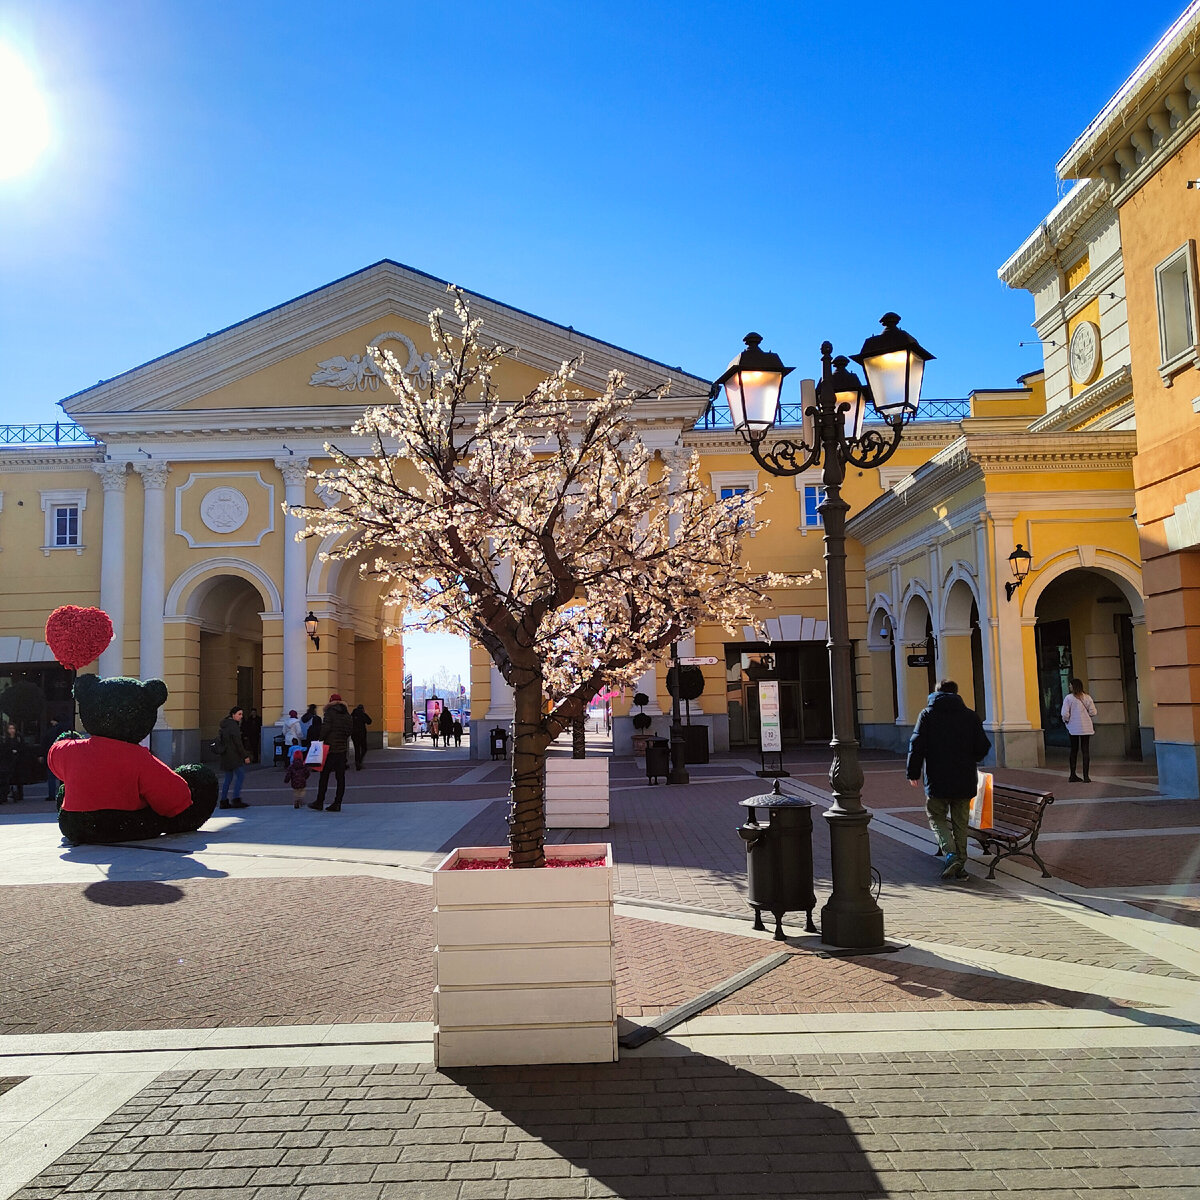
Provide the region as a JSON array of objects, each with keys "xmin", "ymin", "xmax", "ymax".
[{"xmin": 0, "ymin": 43, "xmax": 51, "ymax": 179}]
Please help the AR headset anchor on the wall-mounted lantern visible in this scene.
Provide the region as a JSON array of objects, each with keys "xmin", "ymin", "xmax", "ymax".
[
  {"xmin": 304, "ymin": 611, "xmax": 320, "ymax": 651},
  {"xmin": 1005, "ymin": 544, "xmax": 1033, "ymax": 602}
]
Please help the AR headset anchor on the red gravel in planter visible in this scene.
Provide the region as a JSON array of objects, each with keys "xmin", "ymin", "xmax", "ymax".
[{"xmin": 451, "ymin": 856, "xmax": 606, "ymax": 870}]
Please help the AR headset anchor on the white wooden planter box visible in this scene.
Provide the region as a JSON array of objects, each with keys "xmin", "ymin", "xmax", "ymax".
[
  {"xmin": 545, "ymin": 758, "xmax": 610, "ymax": 829},
  {"xmin": 433, "ymin": 843, "xmax": 617, "ymax": 1068}
]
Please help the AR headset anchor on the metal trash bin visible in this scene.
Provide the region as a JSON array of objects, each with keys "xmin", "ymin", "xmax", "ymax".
[
  {"xmin": 737, "ymin": 779, "xmax": 817, "ymax": 940},
  {"xmin": 272, "ymin": 734, "xmax": 287, "ymax": 766},
  {"xmin": 489, "ymin": 727, "xmax": 508, "ymax": 760},
  {"xmin": 645, "ymin": 737, "xmax": 671, "ymax": 784}
]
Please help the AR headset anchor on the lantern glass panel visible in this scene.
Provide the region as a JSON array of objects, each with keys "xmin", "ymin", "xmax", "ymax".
[
  {"xmin": 838, "ymin": 386, "xmax": 867, "ymax": 440},
  {"xmin": 865, "ymin": 349, "xmax": 923, "ymax": 418},
  {"xmin": 727, "ymin": 369, "xmax": 782, "ymax": 433}
]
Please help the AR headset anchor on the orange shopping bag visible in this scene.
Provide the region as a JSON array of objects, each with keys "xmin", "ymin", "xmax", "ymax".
[
  {"xmin": 971, "ymin": 770, "xmax": 993, "ymax": 829},
  {"xmin": 303, "ymin": 740, "xmax": 329, "ymax": 772}
]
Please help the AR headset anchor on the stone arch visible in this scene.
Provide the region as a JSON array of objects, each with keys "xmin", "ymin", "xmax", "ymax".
[
  {"xmin": 899, "ymin": 581, "xmax": 935, "ymax": 643},
  {"xmin": 866, "ymin": 594, "xmax": 895, "ymax": 652},
  {"xmin": 940, "ymin": 563, "xmax": 980, "ymax": 634},
  {"xmin": 165, "ymin": 557, "xmax": 281, "ymax": 619},
  {"xmin": 1019, "ymin": 548, "xmax": 1144, "ymax": 622}
]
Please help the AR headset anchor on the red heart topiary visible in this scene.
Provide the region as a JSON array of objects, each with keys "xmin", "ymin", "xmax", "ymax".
[{"xmin": 45, "ymin": 606, "xmax": 114, "ymax": 671}]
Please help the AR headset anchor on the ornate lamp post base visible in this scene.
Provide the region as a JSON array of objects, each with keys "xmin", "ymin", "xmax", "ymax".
[{"xmin": 820, "ymin": 808, "xmax": 885, "ymax": 948}]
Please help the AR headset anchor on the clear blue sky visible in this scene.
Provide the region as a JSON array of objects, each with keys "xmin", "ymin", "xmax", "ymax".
[{"xmin": 0, "ymin": 0, "xmax": 1184, "ymax": 427}]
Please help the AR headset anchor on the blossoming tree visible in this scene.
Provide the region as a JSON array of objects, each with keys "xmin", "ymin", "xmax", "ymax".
[{"xmin": 294, "ymin": 290, "xmax": 801, "ymax": 868}]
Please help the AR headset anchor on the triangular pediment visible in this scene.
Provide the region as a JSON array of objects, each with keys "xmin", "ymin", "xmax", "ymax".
[{"xmin": 61, "ymin": 261, "xmax": 712, "ymax": 439}]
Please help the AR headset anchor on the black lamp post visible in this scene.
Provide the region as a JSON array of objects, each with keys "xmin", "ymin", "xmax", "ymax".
[{"xmin": 715, "ymin": 314, "xmax": 934, "ymax": 949}]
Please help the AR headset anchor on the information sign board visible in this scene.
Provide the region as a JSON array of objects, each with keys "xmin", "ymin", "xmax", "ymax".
[{"xmin": 758, "ymin": 680, "xmax": 782, "ymax": 752}]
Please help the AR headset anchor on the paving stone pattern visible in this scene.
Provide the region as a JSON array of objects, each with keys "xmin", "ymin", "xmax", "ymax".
[
  {"xmin": 12, "ymin": 1049, "xmax": 1200, "ymax": 1200},
  {"xmin": 0, "ymin": 1076, "xmax": 23, "ymax": 1097}
]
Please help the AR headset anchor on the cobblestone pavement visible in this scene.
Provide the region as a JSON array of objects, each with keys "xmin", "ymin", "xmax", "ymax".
[
  {"xmin": 10, "ymin": 1049, "xmax": 1200, "ymax": 1200},
  {"xmin": 2, "ymin": 742, "xmax": 1199, "ymax": 1198}
]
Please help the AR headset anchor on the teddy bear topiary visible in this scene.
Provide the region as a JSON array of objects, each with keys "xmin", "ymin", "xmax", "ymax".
[{"xmin": 50, "ymin": 674, "xmax": 218, "ymax": 845}]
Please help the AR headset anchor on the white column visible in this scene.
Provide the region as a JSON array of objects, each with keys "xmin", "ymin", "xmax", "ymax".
[
  {"xmin": 889, "ymin": 560, "xmax": 910, "ymax": 725},
  {"xmin": 276, "ymin": 458, "xmax": 310, "ymax": 724},
  {"xmin": 94, "ymin": 462, "xmax": 129, "ymax": 677},
  {"xmin": 974, "ymin": 516, "xmax": 999, "ymax": 729},
  {"xmin": 135, "ymin": 462, "xmax": 170, "ymax": 683}
]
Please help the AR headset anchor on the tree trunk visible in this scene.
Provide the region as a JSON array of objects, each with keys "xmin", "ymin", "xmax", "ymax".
[
  {"xmin": 572, "ymin": 715, "xmax": 586, "ymax": 759},
  {"xmin": 509, "ymin": 676, "xmax": 547, "ymax": 869}
]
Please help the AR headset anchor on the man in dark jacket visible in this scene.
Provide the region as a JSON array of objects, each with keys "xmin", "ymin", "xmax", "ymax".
[
  {"xmin": 310, "ymin": 693, "xmax": 353, "ymax": 811},
  {"xmin": 350, "ymin": 704, "xmax": 372, "ymax": 770},
  {"xmin": 906, "ymin": 680, "xmax": 990, "ymax": 880}
]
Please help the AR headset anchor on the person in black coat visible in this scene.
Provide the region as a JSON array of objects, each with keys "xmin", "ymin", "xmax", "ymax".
[
  {"xmin": 437, "ymin": 706, "xmax": 454, "ymax": 748},
  {"xmin": 906, "ymin": 680, "xmax": 991, "ymax": 881},
  {"xmin": 350, "ymin": 704, "xmax": 372, "ymax": 770}
]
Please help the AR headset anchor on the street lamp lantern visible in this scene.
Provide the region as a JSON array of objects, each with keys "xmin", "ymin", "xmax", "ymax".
[
  {"xmin": 1005, "ymin": 544, "xmax": 1033, "ymax": 602},
  {"xmin": 852, "ymin": 311, "xmax": 935, "ymax": 423},
  {"xmin": 304, "ymin": 610, "xmax": 320, "ymax": 651},
  {"xmin": 715, "ymin": 333, "xmax": 794, "ymax": 439},
  {"xmin": 825, "ymin": 355, "xmax": 869, "ymax": 441},
  {"xmin": 716, "ymin": 313, "xmax": 932, "ymax": 950}
]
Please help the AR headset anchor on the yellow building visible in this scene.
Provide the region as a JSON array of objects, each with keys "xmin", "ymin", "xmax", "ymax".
[
  {"xmin": 1054, "ymin": 0, "xmax": 1200, "ymax": 796},
  {"xmin": 0, "ymin": 247, "xmax": 1157, "ymax": 773}
]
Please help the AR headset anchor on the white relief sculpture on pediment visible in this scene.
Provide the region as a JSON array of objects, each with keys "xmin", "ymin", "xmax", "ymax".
[
  {"xmin": 200, "ymin": 487, "xmax": 250, "ymax": 535},
  {"xmin": 308, "ymin": 330, "xmax": 434, "ymax": 392}
]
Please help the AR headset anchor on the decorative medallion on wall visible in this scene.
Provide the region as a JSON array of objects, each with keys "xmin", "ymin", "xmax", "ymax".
[
  {"xmin": 308, "ymin": 330, "xmax": 435, "ymax": 392},
  {"xmin": 175, "ymin": 471, "xmax": 275, "ymax": 548},
  {"xmin": 1069, "ymin": 320, "xmax": 1101, "ymax": 385},
  {"xmin": 200, "ymin": 487, "xmax": 250, "ymax": 535}
]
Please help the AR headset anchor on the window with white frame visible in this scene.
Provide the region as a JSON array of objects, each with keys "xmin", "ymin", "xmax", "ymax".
[
  {"xmin": 710, "ymin": 471, "xmax": 758, "ymax": 534},
  {"xmin": 1155, "ymin": 241, "xmax": 1198, "ymax": 375},
  {"xmin": 40, "ymin": 489, "xmax": 88, "ymax": 554},
  {"xmin": 795, "ymin": 479, "xmax": 827, "ymax": 530}
]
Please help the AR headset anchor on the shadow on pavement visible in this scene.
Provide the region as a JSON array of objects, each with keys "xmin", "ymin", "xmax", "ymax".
[
  {"xmin": 445, "ymin": 1052, "xmax": 885, "ymax": 1198},
  {"xmin": 61, "ymin": 841, "xmax": 229, "ymax": 883},
  {"xmin": 83, "ymin": 879, "xmax": 186, "ymax": 906}
]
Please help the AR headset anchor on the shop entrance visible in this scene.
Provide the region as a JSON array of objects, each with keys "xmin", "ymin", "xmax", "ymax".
[{"xmin": 726, "ymin": 641, "xmax": 831, "ymax": 747}]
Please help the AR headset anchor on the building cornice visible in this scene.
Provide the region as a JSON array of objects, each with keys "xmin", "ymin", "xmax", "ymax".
[
  {"xmin": 997, "ymin": 179, "xmax": 1111, "ymax": 290},
  {"xmin": 847, "ymin": 430, "xmax": 1137, "ymax": 543},
  {"xmin": 1027, "ymin": 364, "xmax": 1134, "ymax": 432},
  {"xmin": 1057, "ymin": 5, "xmax": 1200, "ymax": 200},
  {"xmin": 0, "ymin": 447, "xmax": 106, "ymax": 473},
  {"xmin": 61, "ymin": 260, "xmax": 713, "ymax": 425}
]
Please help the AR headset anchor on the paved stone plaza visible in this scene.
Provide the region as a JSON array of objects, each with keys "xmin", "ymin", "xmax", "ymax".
[{"xmin": 1, "ymin": 742, "xmax": 1198, "ymax": 1198}]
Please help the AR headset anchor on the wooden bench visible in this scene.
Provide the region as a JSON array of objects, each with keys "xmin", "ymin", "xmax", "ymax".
[
  {"xmin": 545, "ymin": 758, "xmax": 610, "ymax": 830},
  {"xmin": 968, "ymin": 782, "xmax": 1055, "ymax": 879}
]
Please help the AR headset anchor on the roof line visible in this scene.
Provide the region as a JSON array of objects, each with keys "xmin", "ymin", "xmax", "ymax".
[{"xmin": 59, "ymin": 259, "xmax": 711, "ymax": 406}]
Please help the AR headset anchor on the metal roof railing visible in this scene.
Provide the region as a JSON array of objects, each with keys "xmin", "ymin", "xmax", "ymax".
[
  {"xmin": 0, "ymin": 423, "xmax": 102, "ymax": 448},
  {"xmin": 697, "ymin": 396, "xmax": 971, "ymax": 430}
]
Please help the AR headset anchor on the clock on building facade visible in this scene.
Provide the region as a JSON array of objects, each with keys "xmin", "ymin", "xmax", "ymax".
[{"xmin": 1069, "ymin": 319, "xmax": 1101, "ymax": 385}]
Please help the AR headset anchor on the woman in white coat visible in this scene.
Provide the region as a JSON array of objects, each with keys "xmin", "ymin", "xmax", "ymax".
[
  {"xmin": 281, "ymin": 709, "xmax": 304, "ymax": 748},
  {"xmin": 1061, "ymin": 678, "xmax": 1098, "ymax": 782}
]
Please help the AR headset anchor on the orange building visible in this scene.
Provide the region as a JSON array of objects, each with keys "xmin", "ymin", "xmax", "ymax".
[{"xmin": 1058, "ymin": 2, "xmax": 1200, "ymax": 796}]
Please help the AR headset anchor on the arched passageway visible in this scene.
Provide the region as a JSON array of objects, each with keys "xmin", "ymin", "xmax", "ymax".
[
  {"xmin": 192, "ymin": 575, "xmax": 266, "ymax": 746},
  {"xmin": 1033, "ymin": 568, "xmax": 1147, "ymax": 760}
]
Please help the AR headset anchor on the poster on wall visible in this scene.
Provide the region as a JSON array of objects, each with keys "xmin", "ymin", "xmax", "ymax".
[{"xmin": 759, "ymin": 680, "xmax": 782, "ymax": 752}]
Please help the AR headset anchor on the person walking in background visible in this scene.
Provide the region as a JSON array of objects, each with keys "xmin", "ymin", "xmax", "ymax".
[
  {"xmin": 452, "ymin": 717, "xmax": 463, "ymax": 748},
  {"xmin": 438, "ymin": 705, "xmax": 454, "ymax": 749},
  {"xmin": 906, "ymin": 680, "xmax": 991, "ymax": 881},
  {"xmin": 0, "ymin": 722, "xmax": 20, "ymax": 803},
  {"xmin": 301, "ymin": 703, "xmax": 321, "ymax": 748},
  {"xmin": 1062, "ymin": 678, "xmax": 1098, "ymax": 783},
  {"xmin": 41, "ymin": 717, "xmax": 64, "ymax": 801},
  {"xmin": 217, "ymin": 707, "xmax": 251, "ymax": 809},
  {"xmin": 351, "ymin": 703, "xmax": 372, "ymax": 770},
  {"xmin": 310, "ymin": 693, "xmax": 352, "ymax": 811},
  {"xmin": 281, "ymin": 709, "xmax": 303, "ymax": 747},
  {"xmin": 243, "ymin": 707, "xmax": 262, "ymax": 763}
]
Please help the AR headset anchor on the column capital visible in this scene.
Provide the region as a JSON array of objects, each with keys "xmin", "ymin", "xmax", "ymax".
[
  {"xmin": 93, "ymin": 461, "xmax": 130, "ymax": 491},
  {"xmin": 135, "ymin": 461, "xmax": 171, "ymax": 490},
  {"xmin": 275, "ymin": 457, "xmax": 311, "ymax": 487}
]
